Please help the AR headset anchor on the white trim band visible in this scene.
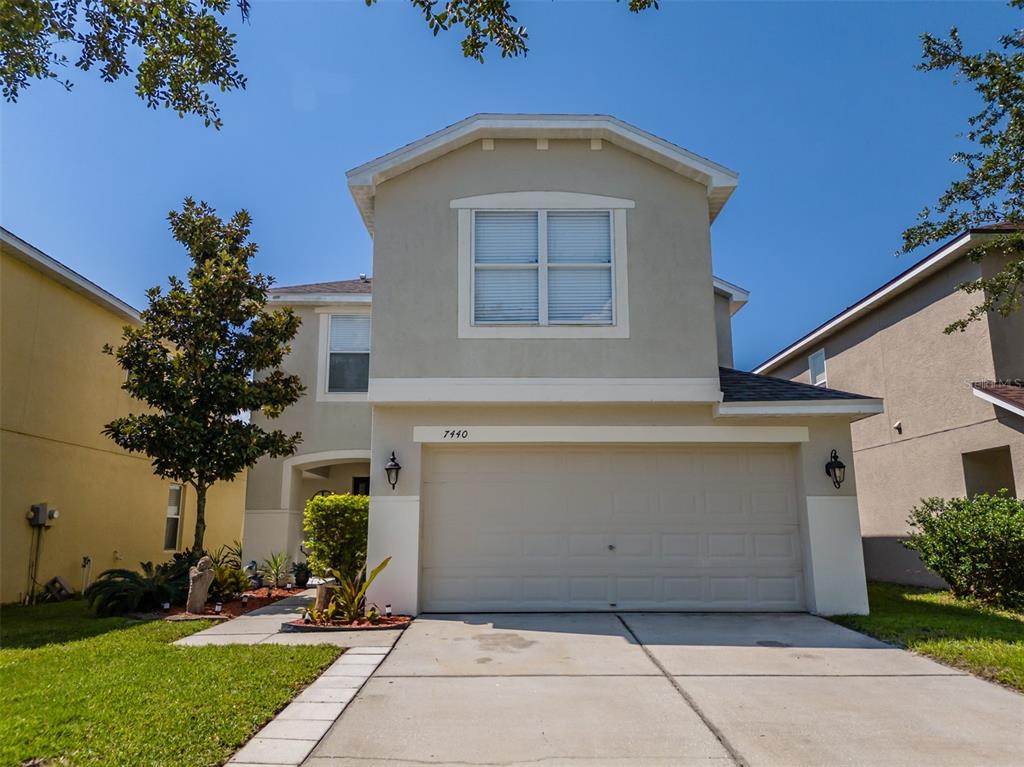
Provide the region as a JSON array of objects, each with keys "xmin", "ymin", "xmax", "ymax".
[
  {"xmin": 714, "ymin": 399, "xmax": 885, "ymax": 417},
  {"xmin": 413, "ymin": 425, "xmax": 810, "ymax": 444},
  {"xmin": 368, "ymin": 377, "xmax": 723, "ymax": 403},
  {"xmin": 972, "ymin": 387, "xmax": 1024, "ymax": 419}
]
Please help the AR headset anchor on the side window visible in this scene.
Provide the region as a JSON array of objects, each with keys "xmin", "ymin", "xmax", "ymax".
[
  {"xmin": 328, "ymin": 314, "xmax": 370, "ymax": 392},
  {"xmin": 809, "ymin": 349, "xmax": 827, "ymax": 387},
  {"xmin": 164, "ymin": 484, "xmax": 183, "ymax": 551}
]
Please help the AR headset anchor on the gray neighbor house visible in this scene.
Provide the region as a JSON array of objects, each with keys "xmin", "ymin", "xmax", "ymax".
[{"xmin": 756, "ymin": 227, "xmax": 1024, "ymax": 586}]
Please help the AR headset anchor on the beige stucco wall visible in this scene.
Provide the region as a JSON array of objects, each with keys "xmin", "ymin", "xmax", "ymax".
[
  {"xmin": 244, "ymin": 302, "xmax": 372, "ymax": 562},
  {"xmin": 366, "ymin": 402, "xmax": 866, "ymax": 615},
  {"xmin": 1, "ymin": 250, "xmax": 246, "ymax": 603},
  {"xmin": 714, "ymin": 292, "xmax": 734, "ymax": 368},
  {"xmin": 369, "ymin": 139, "xmax": 721, "ymax": 380},
  {"xmin": 766, "ymin": 256, "xmax": 1024, "ymax": 586}
]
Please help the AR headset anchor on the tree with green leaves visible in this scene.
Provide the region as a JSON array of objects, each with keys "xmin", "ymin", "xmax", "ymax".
[
  {"xmin": 902, "ymin": 0, "xmax": 1023, "ymax": 333},
  {"xmin": 104, "ymin": 198, "xmax": 304, "ymax": 552},
  {"xmin": 1, "ymin": 0, "xmax": 656, "ymax": 128}
]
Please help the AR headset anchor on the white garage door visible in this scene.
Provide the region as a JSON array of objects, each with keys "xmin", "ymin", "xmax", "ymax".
[{"xmin": 421, "ymin": 445, "xmax": 804, "ymax": 612}]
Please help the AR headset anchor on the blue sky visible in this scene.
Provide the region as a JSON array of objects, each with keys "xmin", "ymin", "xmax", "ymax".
[{"xmin": 1, "ymin": 1, "xmax": 1015, "ymax": 370}]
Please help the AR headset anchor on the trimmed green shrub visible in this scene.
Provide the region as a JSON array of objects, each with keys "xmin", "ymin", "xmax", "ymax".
[
  {"xmin": 303, "ymin": 493, "xmax": 369, "ymax": 576},
  {"xmin": 905, "ymin": 491, "xmax": 1024, "ymax": 608}
]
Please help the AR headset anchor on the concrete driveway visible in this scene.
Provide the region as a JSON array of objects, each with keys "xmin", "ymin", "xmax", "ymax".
[{"xmin": 304, "ymin": 613, "xmax": 1024, "ymax": 766}]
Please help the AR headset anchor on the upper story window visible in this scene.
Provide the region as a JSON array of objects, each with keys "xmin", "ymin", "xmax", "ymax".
[
  {"xmin": 809, "ymin": 348, "xmax": 827, "ymax": 387},
  {"xmin": 453, "ymin": 191, "xmax": 633, "ymax": 339},
  {"xmin": 328, "ymin": 314, "xmax": 370, "ymax": 392},
  {"xmin": 473, "ymin": 210, "xmax": 613, "ymax": 326}
]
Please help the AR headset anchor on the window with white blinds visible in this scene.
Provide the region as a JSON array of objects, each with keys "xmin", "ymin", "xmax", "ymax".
[
  {"xmin": 472, "ymin": 210, "xmax": 613, "ymax": 325},
  {"xmin": 328, "ymin": 314, "xmax": 370, "ymax": 392}
]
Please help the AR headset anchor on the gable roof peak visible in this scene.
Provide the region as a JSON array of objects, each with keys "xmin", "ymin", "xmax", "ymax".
[{"xmin": 346, "ymin": 113, "xmax": 738, "ymax": 235}]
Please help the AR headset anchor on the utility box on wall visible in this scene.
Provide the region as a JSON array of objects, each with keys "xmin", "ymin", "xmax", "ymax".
[{"xmin": 27, "ymin": 503, "xmax": 59, "ymax": 527}]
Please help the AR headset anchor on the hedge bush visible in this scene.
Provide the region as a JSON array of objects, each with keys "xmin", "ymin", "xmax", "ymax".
[
  {"xmin": 303, "ymin": 493, "xmax": 369, "ymax": 576},
  {"xmin": 905, "ymin": 491, "xmax": 1024, "ymax": 608}
]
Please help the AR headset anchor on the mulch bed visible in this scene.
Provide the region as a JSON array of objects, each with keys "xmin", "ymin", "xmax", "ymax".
[
  {"xmin": 283, "ymin": 615, "xmax": 412, "ymax": 632},
  {"xmin": 162, "ymin": 586, "xmax": 308, "ymax": 621}
]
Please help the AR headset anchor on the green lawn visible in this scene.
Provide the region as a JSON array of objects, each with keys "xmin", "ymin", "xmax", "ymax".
[
  {"xmin": 833, "ymin": 582, "xmax": 1024, "ymax": 692},
  {"xmin": 0, "ymin": 600, "xmax": 343, "ymax": 767}
]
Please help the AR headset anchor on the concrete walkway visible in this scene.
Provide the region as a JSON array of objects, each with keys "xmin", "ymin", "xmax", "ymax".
[
  {"xmin": 305, "ymin": 612, "xmax": 1024, "ymax": 767},
  {"xmin": 171, "ymin": 591, "xmax": 404, "ymax": 766}
]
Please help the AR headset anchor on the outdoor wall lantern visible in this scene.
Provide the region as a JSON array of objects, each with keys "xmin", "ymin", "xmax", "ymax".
[
  {"xmin": 825, "ymin": 449, "xmax": 846, "ymax": 489},
  {"xmin": 384, "ymin": 451, "xmax": 402, "ymax": 489}
]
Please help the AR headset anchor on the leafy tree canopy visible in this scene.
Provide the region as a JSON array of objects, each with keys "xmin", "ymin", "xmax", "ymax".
[
  {"xmin": 104, "ymin": 198, "xmax": 304, "ymax": 551},
  {"xmin": 902, "ymin": 0, "xmax": 1024, "ymax": 333},
  {"xmin": 1, "ymin": 0, "xmax": 657, "ymax": 128}
]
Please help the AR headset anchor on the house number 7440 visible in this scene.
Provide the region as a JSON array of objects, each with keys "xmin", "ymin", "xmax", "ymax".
[{"xmin": 442, "ymin": 429, "xmax": 469, "ymax": 440}]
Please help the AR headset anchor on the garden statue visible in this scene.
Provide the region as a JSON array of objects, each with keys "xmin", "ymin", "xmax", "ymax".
[{"xmin": 186, "ymin": 555, "xmax": 215, "ymax": 613}]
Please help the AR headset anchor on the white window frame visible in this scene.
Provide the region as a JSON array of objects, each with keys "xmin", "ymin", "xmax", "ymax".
[
  {"xmin": 164, "ymin": 484, "xmax": 183, "ymax": 552},
  {"xmin": 809, "ymin": 348, "xmax": 827, "ymax": 387},
  {"xmin": 315, "ymin": 304, "xmax": 371, "ymax": 402},
  {"xmin": 453, "ymin": 191, "xmax": 632, "ymax": 339}
]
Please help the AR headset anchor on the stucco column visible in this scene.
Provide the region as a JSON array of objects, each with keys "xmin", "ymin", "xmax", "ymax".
[
  {"xmin": 796, "ymin": 423, "xmax": 869, "ymax": 615},
  {"xmin": 366, "ymin": 409, "xmax": 423, "ymax": 615},
  {"xmin": 366, "ymin": 495, "xmax": 421, "ymax": 615}
]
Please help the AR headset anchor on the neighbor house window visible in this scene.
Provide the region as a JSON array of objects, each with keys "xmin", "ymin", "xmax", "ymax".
[
  {"xmin": 809, "ymin": 349, "xmax": 827, "ymax": 387},
  {"xmin": 473, "ymin": 210, "xmax": 613, "ymax": 326},
  {"xmin": 164, "ymin": 484, "xmax": 183, "ymax": 551},
  {"xmin": 328, "ymin": 314, "xmax": 370, "ymax": 392}
]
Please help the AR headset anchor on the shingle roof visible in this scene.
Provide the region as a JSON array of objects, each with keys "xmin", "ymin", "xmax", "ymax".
[
  {"xmin": 719, "ymin": 367, "xmax": 874, "ymax": 402},
  {"xmin": 271, "ymin": 278, "xmax": 372, "ymax": 295},
  {"xmin": 972, "ymin": 381, "xmax": 1024, "ymax": 411}
]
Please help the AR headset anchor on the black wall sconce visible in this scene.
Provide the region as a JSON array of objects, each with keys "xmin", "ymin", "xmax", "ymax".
[
  {"xmin": 384, "ymin": 451, "xmax": 402, "ymax": 489},
  {"xmin": 825, "ymin": 449, "xmax": 846, "ymax": 489}
]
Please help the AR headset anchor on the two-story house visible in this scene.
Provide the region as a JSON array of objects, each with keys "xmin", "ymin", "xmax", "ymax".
[
  {"xmin": 245, "ymin": 114, "xmax": 883, "ymax": 616},
  {"xmin": 755, "ymin": 227, "xmax": 1023, "ymax": 586}
]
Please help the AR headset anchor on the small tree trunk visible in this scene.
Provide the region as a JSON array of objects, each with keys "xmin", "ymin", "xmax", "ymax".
[{"xmin": 192, "ymin": 482, "xmax": 208, "ymax": 553}]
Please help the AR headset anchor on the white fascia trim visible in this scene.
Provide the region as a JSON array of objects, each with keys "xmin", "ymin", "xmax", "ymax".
[
  {"xmin": 368, "ymin": 377, "xmax": 723, "ymax": 403},
  {"xmin": 972, "ymin": 387, "xmax": 1024, "ymax": 419},
  {"xmin": 714, "ymin": 399, "xmax": 885, "ymax": 417},
  {"xmin": 712, "ymin": 276, "xmax": 750, "ymax": 315},
  {"xmin": 754, "ymin": 232, "xmax": 978, "ymax": 374},
  {"xmin": 450, "ymin": 191, "xmax": 635, "ymax": 209},
  {"xmin": 346, "ymin": 114, "xmax": 739, "ymax": 234},
  {"xmin": 457, "ymin": 206, "xmax": 630, "ymax": 339},
  {"xmin": 280, "ymin": 449, "xmax": 372, "ymax": 508},
  {"xmin": 1, "ymin": 227, "xmax": 140, "ymax": 323},
  {"xmin": 413, "ymin": 425, "xmax": 809, "ymax": 444},
  {"xmin": 269, "ymin": 293, "xmax": 372, "ymax": 305}
]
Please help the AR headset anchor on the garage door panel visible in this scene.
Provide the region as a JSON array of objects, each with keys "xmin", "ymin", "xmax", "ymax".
[{"xmin": 421, "ymin": 445, "xmax": 804, "ymax": 611}]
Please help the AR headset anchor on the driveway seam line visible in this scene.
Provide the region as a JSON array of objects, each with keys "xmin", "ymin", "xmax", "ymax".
[{"xmin": 616, "ymin": 614, "xmax": 749, "ymax": 767}]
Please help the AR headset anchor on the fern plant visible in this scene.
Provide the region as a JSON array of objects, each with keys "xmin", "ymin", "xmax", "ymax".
[
  {"xmin": 85, "ymin": 562, "xmax": 180, "ymax": 616},
  {"xmin": 209, "ymin": 565, "xmax": 251, "ymax": 601}
]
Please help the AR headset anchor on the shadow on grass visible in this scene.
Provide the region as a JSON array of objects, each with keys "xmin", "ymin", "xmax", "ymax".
[
  {"xmin": 1, "ymin": 599, "xmax": 144, "ymax": 649},
  {"xmin": 835, "ymin": 582, "xmax": 1024, "ymax": 645}
]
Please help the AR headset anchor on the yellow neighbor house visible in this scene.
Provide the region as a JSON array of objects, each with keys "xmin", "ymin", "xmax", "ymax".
[{"xmin": 1, "ymin": 228, "xmax": 246, "ymax": 604}]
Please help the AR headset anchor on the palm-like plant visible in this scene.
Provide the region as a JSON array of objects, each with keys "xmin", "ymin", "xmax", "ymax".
[
  {"xmin": 260, "ymin": 552, "xmax": 290, "ymax": 588},
  {"xmin": 324, "ymin": 557, "xmax": 391, "ymax": 623},
  {"xmin": 85, "ymin": 562, "xmax": 180, "ymax": 616},
  {"xmin": 210, "ymin": 540, "xmax": 243, "ymax": 570}
]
